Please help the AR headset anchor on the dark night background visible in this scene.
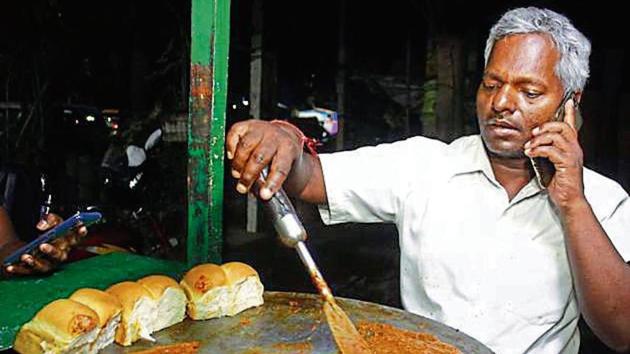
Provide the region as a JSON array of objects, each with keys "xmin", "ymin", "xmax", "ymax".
[
  {"xmin": 3, "ymin": 0, "xmax": 627, "ymax": 182},
  {"xmin": 0, "ymin": 1, "xmax": 628, "ymax": 353}
]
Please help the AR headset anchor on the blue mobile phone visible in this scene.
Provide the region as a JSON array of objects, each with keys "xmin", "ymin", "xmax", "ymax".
[{"xmin": 2, "ymin": 211, "xmax": 102, "ymax": 267}]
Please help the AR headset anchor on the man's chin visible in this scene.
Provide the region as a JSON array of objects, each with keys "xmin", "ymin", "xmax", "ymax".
[
  {"xmin": 482, "ymin": 139, "xmax": 526, "ymax": 159},
  {"xmin": 487, "ymin": 148, "xmax": 526, "ymax": 159}
]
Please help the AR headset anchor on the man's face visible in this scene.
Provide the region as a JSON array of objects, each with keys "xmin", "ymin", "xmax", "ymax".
[{"xmin": 476, "ymin": 33, "xmax": 565, "ymax": 159}]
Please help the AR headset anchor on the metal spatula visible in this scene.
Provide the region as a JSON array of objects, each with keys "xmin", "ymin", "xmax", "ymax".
[{"xmin": 255, "ymin": 170, "xmax": 371, "ymax": 353}]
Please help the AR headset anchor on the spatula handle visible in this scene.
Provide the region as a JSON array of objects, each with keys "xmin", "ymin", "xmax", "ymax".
[{"xmin": 255, "ymin": 169, "xmax": 307, "ymax": 248}]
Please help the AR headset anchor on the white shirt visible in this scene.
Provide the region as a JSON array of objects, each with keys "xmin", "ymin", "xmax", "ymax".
[{"xmin": 318, "ymin": 135, "xmax": 630, "ymax": 354}]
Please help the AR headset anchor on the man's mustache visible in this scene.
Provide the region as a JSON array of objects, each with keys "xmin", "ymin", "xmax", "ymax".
[{"xmin": 485, "ymin": 115, "xmax": 524, "ymax": 131}]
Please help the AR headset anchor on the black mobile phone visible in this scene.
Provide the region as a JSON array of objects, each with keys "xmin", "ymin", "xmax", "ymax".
[
  {"xmin": 531, "ymin": 92, "xmax": 581, "ymax": 188},
  {"xmin": 2, "ymin": 211, "xmax": 102, "ymax": 267}
]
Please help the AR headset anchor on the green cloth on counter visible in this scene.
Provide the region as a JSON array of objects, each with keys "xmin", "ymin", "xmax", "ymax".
[{"xmin": 0, "ymin": 252, "xmax": 186, "ymax": 350}]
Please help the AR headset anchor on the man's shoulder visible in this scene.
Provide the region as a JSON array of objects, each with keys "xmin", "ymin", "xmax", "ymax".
[
  {"xmin": 583, "ymin": 168, "xmax": 627, "ymax": 197},
  {"xmin": 446, "ymin": 135, "xmax": 482, "ymax": 153},
  {"xmin": 583, "ymin": 168, "xmax": 629, "ymax": 219},
  {"xmin": 390, "ymin": 135, "xmax": 449, "ymax": 152},
  {"xmin": 393, "ymin": 135, "xmax": 482, "ymax": 181},
  {"xmin": 345, "ymin": 135, "xmax": 450, "ymax": 163},
  {"xmin": 330, "ymin": 134, "xmax": 477, "ymax": 157},
  {"xmin": 389, "ymin": 134, "xmax": 479, "ymax": 156},
  {"xmin": 392, "ymin": 135, "xmax": 479, "ymax": 167},
  {"xmin": 322, "ymin": 135, "xmax": 480, "ymax": 179}
]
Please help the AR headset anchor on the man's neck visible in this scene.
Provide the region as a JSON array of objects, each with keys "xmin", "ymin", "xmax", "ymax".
[{"xmin": 488, "ymin": 154, "xmax": 533, "ymax": 201}]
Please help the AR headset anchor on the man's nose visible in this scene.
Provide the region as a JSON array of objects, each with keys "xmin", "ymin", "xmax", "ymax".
[{"xmin": 492, "ymin": 86, "xmax": 516, "ymax": 114}]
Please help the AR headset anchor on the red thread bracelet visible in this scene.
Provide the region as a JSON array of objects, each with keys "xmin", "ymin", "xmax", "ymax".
[{"xmin": 270, "ymin": 119, "xmax": 321, "ymax": 156}]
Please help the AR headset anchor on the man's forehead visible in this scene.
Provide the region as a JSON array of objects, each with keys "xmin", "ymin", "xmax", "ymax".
[
  {"xmin": 486, "ymin": 33, "xmax": 561, "ymax": 85},
  {"xmin": 483, "ymin": 70, "xmax": 548, "ymax": 88}
]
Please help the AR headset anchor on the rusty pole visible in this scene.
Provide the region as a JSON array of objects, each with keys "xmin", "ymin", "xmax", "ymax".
[{"xmin": 187, "ymin": 0, "xmax": 231, "ymax": 266}]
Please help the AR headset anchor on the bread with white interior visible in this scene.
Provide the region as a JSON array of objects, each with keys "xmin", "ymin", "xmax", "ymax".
[
  {"xmin": 105, "ymin": 281, "xmax": 156, "ymax": 346},
  {"xmin": 180, "ymin": 262, "xmax": 264, "ymax": 320},
  {"xmin": 221, "ymin": 262, "xmax": 264, "ymax": 316},
  {"xmin": 14, "ymin": 299, "xmax": 100, "ymax": 354},
  {"xmin": 69, "ymin": 288, "xmax": 122, "ymax": 352},
  {"xmin": 137, "ymin": 275, "xmax": 187, "ymax": 332}
]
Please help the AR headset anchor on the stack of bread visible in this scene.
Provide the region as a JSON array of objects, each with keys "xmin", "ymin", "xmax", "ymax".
[{"xmin": 13, "ymin": 261, "xmax": 264, "ymax": 354}]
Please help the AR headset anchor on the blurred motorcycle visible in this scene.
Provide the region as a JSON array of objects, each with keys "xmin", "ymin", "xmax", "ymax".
[
  {"xmin": 97, "ymin": 128, "xmax": 177, "ymax": 257},
  {"xmin": 261, "ymin": 100, "xmax": 339, "ymax": 153},
  {"xmin": 288, "ymin": 106, "xmax": 338, "ymax": 144}
]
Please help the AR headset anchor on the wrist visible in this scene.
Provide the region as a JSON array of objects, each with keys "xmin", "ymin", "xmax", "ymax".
[
  {"xmin": 0, "ymin": 233, "xmax": 21, "ymax": 251},
  {"xmin": 270, "ymin": 119, "xmax": 320, "ymax": 156},
  {"xmin": 270, "ymin": 119, "xmax": 304, "ymax": 145},
  {"xmin": 0, "ymin": 239, "xmax": 24, "ymax": 261},
  {"xmin": 558, "ymin": 195, "xmax": 591, "ymax": 218}
]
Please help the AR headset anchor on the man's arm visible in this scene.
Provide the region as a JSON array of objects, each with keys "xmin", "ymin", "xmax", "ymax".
[
  {"xmin": 526, "ymin": 100, "xmax": 630, "ymax": 351},
  {"xmin": 0, "ymin": 206, "xmax": 21, "ymax": 259},
  {"xmin": 226, "ymin": 120, "xmax": 326, "ymax": 204},
  {"xmin": 562, "ymin": 199, "xmax": 630, "ymax": 352}
]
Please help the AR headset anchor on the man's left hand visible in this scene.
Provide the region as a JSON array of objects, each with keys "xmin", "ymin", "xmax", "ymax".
[
  {"xmin": 3, "ymin": 213, "xmax": 88, "ymax": 276},
  {"xmin": 524, "ymin": 99, "xmax": 586, "ymax": 212}
]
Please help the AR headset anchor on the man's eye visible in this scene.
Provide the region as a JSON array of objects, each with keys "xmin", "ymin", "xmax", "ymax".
[
  {"xmin": 525, "ymin": 91, "xmax": 542, "ymax": 99},
  {"xmin": 483, "ymin": 82, "xmax": 497, "ymax": 90}
]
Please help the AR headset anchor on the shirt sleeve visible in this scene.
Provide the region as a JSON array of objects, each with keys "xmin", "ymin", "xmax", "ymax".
[
  {"xmin": 317, "ymin": 136, "xmax": 446, "ymax": 225},
  {"xmin": 601, "ymin": 196, "xmax": 630, "ymax": 262}
]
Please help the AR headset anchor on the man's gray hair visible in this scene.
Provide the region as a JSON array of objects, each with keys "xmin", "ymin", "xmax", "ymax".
[{"xmin": 484, "ymin": 7, "xmax": 591, "ymax": 93}]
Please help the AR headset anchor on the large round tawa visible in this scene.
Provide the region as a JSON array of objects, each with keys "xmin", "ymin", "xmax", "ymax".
[{"xmin": 101, "ymin": 291, "xmax": 493, "ymax": 353}]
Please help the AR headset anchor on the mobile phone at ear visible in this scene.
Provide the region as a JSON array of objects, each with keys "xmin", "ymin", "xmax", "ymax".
[
  {"xmin": 553, "ymin": 93, "xmax": 582, "ymax": 129},
  {"xmin": 2, "ymin": 211, "xmax": 102, "ymax": 267},
  {"xmin": 531, "ymin": 92, "xmax": 580, "ymax": 188}
]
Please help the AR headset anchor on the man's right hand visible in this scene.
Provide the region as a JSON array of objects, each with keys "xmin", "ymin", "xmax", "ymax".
[
  {"xmin": 226, "ymin": 120, "xmax": 305, "ymax": 200},
  {"xmin": 226, "ymin": 119, "xmax": 326, "ymax": 204}
]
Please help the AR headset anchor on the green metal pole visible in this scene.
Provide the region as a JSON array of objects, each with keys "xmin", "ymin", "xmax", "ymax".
[{"xmin": 188, "ymin": 0, "xmax": 231, "ymax": 266}]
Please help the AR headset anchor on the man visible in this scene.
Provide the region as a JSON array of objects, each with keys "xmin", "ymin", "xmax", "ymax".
[
  {"xmin": 0, "ymin": 206, "xmax": 87, "ymax": 275},
  {"xmin": 226, "ymin": 7, "xmax": 629, "ymax": 353}
]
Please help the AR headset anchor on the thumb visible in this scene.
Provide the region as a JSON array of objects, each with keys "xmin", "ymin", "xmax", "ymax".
[
  {"xmin": 37, "ymin": 213, "xmax": 62, "ymax": 231},
  {"xmin": 36, "ymin": 218, "xmax": 50, "ymax": 230}
]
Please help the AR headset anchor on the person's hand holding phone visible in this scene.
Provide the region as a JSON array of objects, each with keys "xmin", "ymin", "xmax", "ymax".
[
  {"xmin": 2, "ymin": 213, "xmax": 88, "ymax": 276},
  {"xmin": 524, "ymin": 98, "xmax": 586, "ymax": 213}
]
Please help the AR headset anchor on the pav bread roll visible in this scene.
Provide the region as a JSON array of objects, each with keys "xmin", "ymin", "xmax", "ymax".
[
  {"xmin": 14, "ymin": 299, "xmax": 100, "ymax": 354},
  {"xmin": 221, "ymin": 262, "xmax": 264, "ymax": 316},
  {"xmin": 137, "ymin": 275, "xmax": 187, "ymax": 332},
  {"xmin": 179, "ymin": 263, "xmax": 230, "ymax": 320},
  {"xmin": 180, "ymin": 262, "xmax": 263, "ymax": 320},
  {"xmin": 69, "ymin": 288, "xmax": 122, "ymax": 352},
  {"xmin": 105, "ymin": 281, "xmax": 156, "ymax": 346}
]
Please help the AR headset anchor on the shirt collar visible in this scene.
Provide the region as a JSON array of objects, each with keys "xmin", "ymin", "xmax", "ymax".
[
  {"xmin": 447, "ymin": 135, "xmax": 544, "ymax": 196},
  {"xmin": 449, "ymin": 135, "xmax": 496, "ymax": 181}
]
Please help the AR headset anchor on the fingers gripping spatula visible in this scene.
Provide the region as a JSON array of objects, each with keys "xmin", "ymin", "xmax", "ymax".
[{"xmin": 255, "ymin": 170, "xmax": 372, "ymax": 354}]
